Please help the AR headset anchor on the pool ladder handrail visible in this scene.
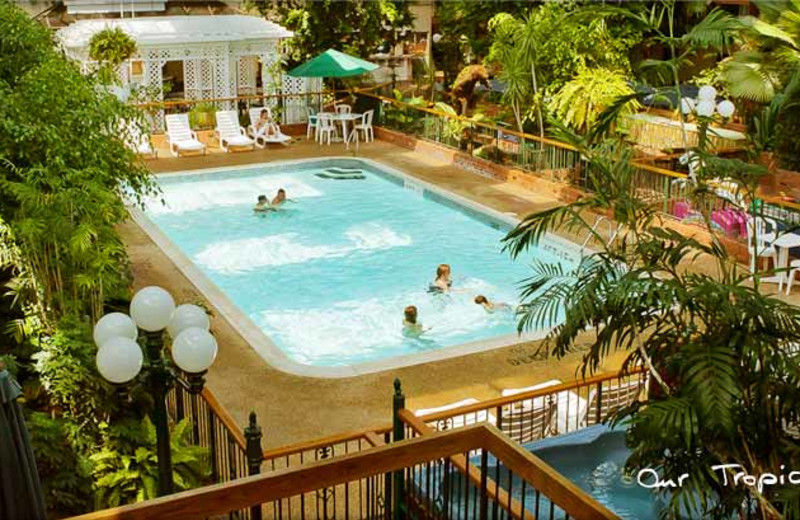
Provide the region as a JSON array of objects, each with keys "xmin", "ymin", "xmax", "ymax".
[{"xmin": 581, "ymin": 215, "xmax": 619, "ymax": 255}]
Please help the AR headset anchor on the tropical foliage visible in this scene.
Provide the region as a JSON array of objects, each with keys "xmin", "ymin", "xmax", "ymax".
[
  {"xmin": 88, "ymin": 28, "xmax": 137, "ymax": 85},
  {"xmin": 91, "ymin": 417, "xmax": 209, "ymax": 508},
  {"xmin": 550, "ymin": 68, "xmax": 639, "ymax": 133},
  {"xmin": 504, "ymin": 115, "xmax": 800, "ymax": 517},
  {"xmin": 246, "ymin": 0, "xmax": 412, "ymax": 66}
]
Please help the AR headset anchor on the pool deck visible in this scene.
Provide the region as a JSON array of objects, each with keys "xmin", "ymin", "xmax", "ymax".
[{"xmin": 123, "ymin": 136, "xmax": 797, "ymax": 449}]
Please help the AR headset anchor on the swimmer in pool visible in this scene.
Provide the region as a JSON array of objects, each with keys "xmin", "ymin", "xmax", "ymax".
[
  {"xmin": 253, "ymin": 194, "xmax": 273, "ymax": 212},
  {"xmin": 402, "ymin": 305, "xmax": 430, "ymax": 336},
  {"xmin": 429, "ymin": 264, "xmax": 453, "ymax": 293},
  {"xmin": 474, "ymin": 295, "xmax": 510, "ymax": 313}
]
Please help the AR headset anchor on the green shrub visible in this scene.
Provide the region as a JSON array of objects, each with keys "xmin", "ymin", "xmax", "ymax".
[
  {"xmin": 550, "ymin": 68, "xmax": 639, "ymax": 133},
  {"xmin": 28, "ymin": 412, "xmax": 93, "ymax": 515},
  {"xmin": 91, "ymin": 417, "xmax": 209, "ymax": 508}
]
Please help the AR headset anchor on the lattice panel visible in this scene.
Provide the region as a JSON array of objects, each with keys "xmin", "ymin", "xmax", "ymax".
[
  {"xmin": 282, "ymin": 76, "xmax": 321, "ymax": 124},
  {"xmin": 236, "ymin": 56, "xmax": 258, "ymax": 96}
]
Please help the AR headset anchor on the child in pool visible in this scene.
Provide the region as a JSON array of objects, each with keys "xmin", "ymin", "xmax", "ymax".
[
  {"xmin": 402, "ymin": 305, "xmax": 430, "ymax": 336},
  {"xmin": 253, "ymin": 194, "xmax": 273, "ymax": 212},
  {"xmin": 430, "ymin": 264, "xmax": 453, "ymax": 292},
  {"xmin": 474, "ymin": 295, "xmax": 510, "ymax": 313}
]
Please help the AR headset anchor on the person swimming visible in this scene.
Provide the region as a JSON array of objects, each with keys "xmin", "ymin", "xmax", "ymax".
[
  {"xmin": 253, "ymin": 194, "xmax": 273, "ymax": 213},
  {"xmin": 474, "ymin": 294, "xmax": 510, "ymax": 313},
  {"xmin": 402, "ymin": 305, "xmax": 430, "ymax": 337},
  {"xmin": 429, "ymin": 264, "xmax": 453, "ymax": 293}
]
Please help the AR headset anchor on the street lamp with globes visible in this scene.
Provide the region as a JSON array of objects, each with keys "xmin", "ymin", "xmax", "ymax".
[{"xmin": 93, "ymin": 286, "xmax": 217, "ymax": 496}]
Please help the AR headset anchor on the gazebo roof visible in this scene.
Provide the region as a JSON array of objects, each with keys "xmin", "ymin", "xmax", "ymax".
[{"xmin": 57, "ymin": 15, "xmax": 293, "ymax": 49}]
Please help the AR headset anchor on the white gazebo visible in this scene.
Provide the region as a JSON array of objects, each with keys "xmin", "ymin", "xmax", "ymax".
[{"xmin": 57, "ymin": 15, "xmax": 313, "ymax": 128}]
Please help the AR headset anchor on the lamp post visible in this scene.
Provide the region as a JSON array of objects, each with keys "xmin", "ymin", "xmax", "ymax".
[
  {"xmin": 93, "ymin": 286, "xmax": 217, "ymax": 497},
  {"xmin": 680, "ymin": 85, "xmax": 736, "ymax": 151}
]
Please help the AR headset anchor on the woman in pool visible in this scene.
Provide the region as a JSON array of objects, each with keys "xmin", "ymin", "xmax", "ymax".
[
  {"xmin": 402, "ymin": 305, "xmax": 430, "ymax": 336},
  {"xmin": 271, "ymin": 188, "xmax": 289, "ymax": 208},
  {"xmin": 474, "ymin": 295, "xmax": 510, "ymax": 313},
  {"xmin": 429, "ymin": 264, "xmax": 453, "ymax": 293}
]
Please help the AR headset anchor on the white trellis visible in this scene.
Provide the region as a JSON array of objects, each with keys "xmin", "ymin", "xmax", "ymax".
[{"xmin": 57, "ymin": 15, "xmax": 293, "ymax": 131}]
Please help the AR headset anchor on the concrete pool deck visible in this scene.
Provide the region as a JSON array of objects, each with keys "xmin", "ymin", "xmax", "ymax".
[{"xmin": 123, "ymin": 135, "xmax": 798, "ymax": 449}]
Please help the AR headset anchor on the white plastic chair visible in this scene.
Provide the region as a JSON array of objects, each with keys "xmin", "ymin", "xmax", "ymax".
[
  {"xmin": 352, "ymin": 110, "xmax": 374, "ymax": 143},
  {"xmin": 317, "ymin": 113, "xmax": 338, "ymax": 145},
  {"xmin": 785, "ymin": 259, "xmax": 800, "ymax": 295},
  {"xmin": 215, "ymin": 110, "xmax": 255, "ymax": 153},
  {"xmin": 246, "ymin": 107, "xmax": 291, "ymax": 147},
  {"xmin": 306, "ymin": 108, "xmax": 319, "ymax": 140},
  {"xmin": 746, "ymin": 216, "xmax": 778, "ymax": 274},
  {"xmin": 335, "ymin": 104, "xmax": 351, "ymax": 115},
  {"xmin": 165, "ymin": 113, "xmax": 206, "ymax": 157},
  {"xmin": 121, "ymin": 120, "xmax": 156, "ymax": 158}
]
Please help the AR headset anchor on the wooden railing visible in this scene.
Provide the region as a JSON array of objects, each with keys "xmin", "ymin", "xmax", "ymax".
[{"xmin": 68, "ymin": 423, "xmax": 617, "ymax": 520}]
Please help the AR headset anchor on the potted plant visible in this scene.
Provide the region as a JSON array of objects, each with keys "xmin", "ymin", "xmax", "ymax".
[{"xmin": 188, "ymin": 103, "xmax": 216, "ymax": 130}]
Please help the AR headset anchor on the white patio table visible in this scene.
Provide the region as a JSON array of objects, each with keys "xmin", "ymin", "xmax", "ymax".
[
  {"xmin": 319, "ymin": 112, "xmax": 362, "ymax": 149},
  {"xmin": 772, "ymin": 232, "xmax": 800, "ymax": 288}
]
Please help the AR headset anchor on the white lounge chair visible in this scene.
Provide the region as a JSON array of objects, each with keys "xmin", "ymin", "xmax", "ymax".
[
  {"xmin": 352, "ymin": 109, "xmax": 374, "ymax": 143},
  {"xmin": 246, "ymin": 107, "xmax": 291, "ymax": 147},
  {"xmin": 214, "ymin": 110, "xmax": 255, "ymax": 153},
  {"xmin": 165, "ymin": 113, "xmax": 206, "ymax": 157},
  {"xmin": 121, "ymin": 120, "xmax": 156, "ymax": 158},
  {"xmin": 414, "ymin": 398, "xmax": 496, "ymax": 430}
]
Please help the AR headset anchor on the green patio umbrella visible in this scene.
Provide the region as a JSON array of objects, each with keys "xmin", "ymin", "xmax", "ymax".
[
  {"xmin": 0, "ymin": 369, "xmax": 47, "ymax": 520},
  {"xmin": 287, "ymin": 49, "xmax": 379, "ymax": 78}
]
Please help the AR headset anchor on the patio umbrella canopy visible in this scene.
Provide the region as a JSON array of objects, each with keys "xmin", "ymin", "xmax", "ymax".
[
  {"xmin": 0, "ymin": 369, "xmax": 47, "ymax": 520},
  {"xmin": 287, "ymin": 49, "xmax": 378, "ymax": 78}
]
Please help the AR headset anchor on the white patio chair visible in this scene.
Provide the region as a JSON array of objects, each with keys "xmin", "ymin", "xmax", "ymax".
[
  {"xmin": 214, "ymin": 110, "xmax": 255, "ymax": 153},
  {"xmin": 352, "ymin": 109, "xmax": 374, "ymax": 143},
  {"xmin": 317, "ymin": 113, "xmax": 338, "ymax": 145},
  {"xmin": 746, "ymin": 215, "xmax": 778, "ymax": 274},
  {"xmin": 165, "ymin": 113, "xmax": 206, "ymax": 157},
  {"xmin": 335, "ymin": 104, "xmax": 352, "ymax": 115},
  {"xmin": 246, "ymin": 107, "xmax": 291, "ymax": 147},
  {"xmin": 785, "ymin": 259, "xmax": 800, "ymax": 295},
  {"xmin": 583, "ymin": 379, "xmax": 643, "ymax": 427},
  {"xmin": 121, "ymin": 120, "xmax": 156, "ymax": 158},
  {"xmin": 306, "ymin": 108, "xmax": 319, "ymax": 140}
]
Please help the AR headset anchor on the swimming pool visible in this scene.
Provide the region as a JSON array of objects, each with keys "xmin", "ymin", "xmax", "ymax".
[{"xmin": 137, "ymin": 158, "xmax": 580, "ymax": 376}]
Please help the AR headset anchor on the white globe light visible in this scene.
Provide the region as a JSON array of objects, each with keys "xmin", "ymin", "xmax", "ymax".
[
  {"xmin": 698, "ymin": 85, "xmax": 717, "ymax": 101},
  {"xmin": 96, "ymin": 336, "xmax": 143, "ymax": 384},
  {"xmin": 695, "ymin": 99, "xmax": 715, "ymax": 117},
  {"xmin": 432, "ymin": 33, "xmax": 442, "ymax": 43},
  {"xmin": 171, "ymin": 327, "xmax": 218, "ymax": 374},
  {"xmin": 93, "ymin": 312, "xmax": 137, "ymax": 348},
  {"xmin": 130, "ymin": 286, "xmax": 175, "ymax": 332},
  {"xmin": 680, "ymin": 97, "xmax": 695, "ymax": 115},
  {"xmin": 717, "ymin": 99, "xmax": 735, "ymax": 118},
  {"xmin": 167, "ymin": 304, "xmax": 211, "ymax": 338}
]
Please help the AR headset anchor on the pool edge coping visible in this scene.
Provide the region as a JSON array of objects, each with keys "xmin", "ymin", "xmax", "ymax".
[{"xmin": 131, "ymin": 156, "xmax": 584, "ymax": 379}]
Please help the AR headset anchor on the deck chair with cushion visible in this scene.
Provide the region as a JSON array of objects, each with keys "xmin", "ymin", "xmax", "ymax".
[
  {"xmin": 583, "ymin": 379, "xmax": 644, "ymax": 427},
  {"xmin": 247, "ymin": 107, "xmax": 291, "ymax": 147},
  {"xmin": 165, "ymin": 113, "xmax": 206, "ymax": 157},
  {"xmin": 214, "ymin": 110, "xmax": 255, "ymax": 152},
  {"xmin": 499, "ymin": 380, "xmax": 560, "ymax": 442}
]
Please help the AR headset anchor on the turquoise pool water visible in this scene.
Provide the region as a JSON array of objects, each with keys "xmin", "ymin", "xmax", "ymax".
[{"xmin": 144, "ymin": 159, "xmax": 575, "ymax": 367}]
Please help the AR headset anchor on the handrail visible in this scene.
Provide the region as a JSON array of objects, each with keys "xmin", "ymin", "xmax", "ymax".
[
  {"xmin": 199, "ymin": 386, "xmax": 246, "ymax": 448},
  {"xmin": 66, "ymin": 424, "xmax": 617, "ymax": 520},
  {"xmin": 261, "ymin": 422, "xmax": 392, "ymax": 461}
]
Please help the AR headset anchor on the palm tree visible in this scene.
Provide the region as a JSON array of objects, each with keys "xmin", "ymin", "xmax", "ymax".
[{"xmin": 503, "ymin": 120, "xmax": 800, "ymax": 518}]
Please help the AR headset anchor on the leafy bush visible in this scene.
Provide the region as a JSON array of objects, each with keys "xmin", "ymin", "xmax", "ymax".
[
  {"xmin": 550, "ymin": 68, "xmax": 639, "ymax": 133},
  {"xmin": 32, "ymin": 316, "xmax": 116, "ymax": 449},
  {"xmin": 28, "ymin": 412, "xmax": 93, "ymax": 515},
  {"xmin": 91, "ymin": 417, "xmax": 209, "ymax": 508}
]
